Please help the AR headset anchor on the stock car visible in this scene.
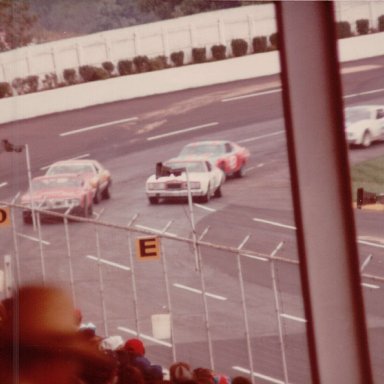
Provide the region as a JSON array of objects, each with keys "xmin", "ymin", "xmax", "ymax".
[
  {"xmin": 177, "ymin": 140, "xmax": 250, "ymax": 178},
  {"xmin": 45, "ymin": 159, "xmax": 112, "ymax": 203},
  {"xmin": 20, "ymin": 174, "xmax": 94, "ymax": 223},
  {"xmin": 345, "ymin": 105, "xmax": 384, "ymax": 147},
  {"xmin": 146, "ymin": 158, "xmax": 225, "ymax": 204}
]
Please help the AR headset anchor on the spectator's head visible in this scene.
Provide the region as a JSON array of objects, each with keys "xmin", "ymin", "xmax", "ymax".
[
  {"xmin": 170, "ymin": 361, "xmax": 194, "ymax": 384},
  {"xmin": 0, "ymin": 284, "xmax": 113, "ymax": 384},
  {"xmin": 193, "ymin": 367, "xmax": 215, "ymax": 384},
  {"xmin": 231, "ymin": 376, "xmax": 252, "ymax": 384},
  {"xmin": 124, "ymin": 337, "xmax": 145, "ymax": 356}
]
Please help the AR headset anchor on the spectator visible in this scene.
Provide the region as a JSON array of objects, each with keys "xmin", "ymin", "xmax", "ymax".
[
  {"xmin": 231, "ymin": 376, "xmax": 252, "ymax": 384},
  {"xmin": 0, "ymin": 284, "xmax": 113, "ymax": 384},
  {"xmin": 117, "ymin": 338, "xmax": 163, "ymax": 383},
  {"xmin": 169, "ymin": 361, "xmax": 196, "ymax": 384}
]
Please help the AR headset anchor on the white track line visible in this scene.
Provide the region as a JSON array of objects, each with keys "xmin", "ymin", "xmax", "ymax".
[
  {"xmin": 253, "ymin": 217, "xmax": 296, "ymax": 230},
  {"xmin": 118, "ymin": 326, "xmax": 172, "ymax": 347},
  {"xmin": 173, "ymin": 283, "xmax": 227, "ymax": 301},
  {"xmin": 147, "ymin": 122, "xmax": 218, "ymax": 141},
  {"xmin": 134, "ymin": 224, "xmax": 177, "ymax": 237},
  {"xmin": 86, "ymin": 255, "xmax": 130, "ymax": 271},
  {"xmin": 222, "ymin": 88, "xmax": 282, "ymax": 102},
  {"xmin": 280, "ymin": 313, "xmax": 307, "ymax": 323},
  {"xmin": 238, "ymin": 130, "xmax": 284, "ymax": 143},
  {"xmin": 16, "ymin": 233, "xmax": 50, "ymax": 245},
  {"xmin": 362, "ymin": 283, "xmax": 380, "ymax": 289},
  {"xmin": 194, "ymin": 203, "xmax": 217, "ymax": 212},
  {"xmin": 60, "ymin": 117, "xmax": 138, "ymax": 136},
  {"xmin": 0, "ymin": 182, "xmax": 8, "ymax": 188}
]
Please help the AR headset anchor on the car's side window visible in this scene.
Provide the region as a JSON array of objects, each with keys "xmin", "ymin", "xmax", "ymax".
[
  {"xmin": 376, "ymin": 109, "xmax": 384, "ymax": 119},
  {"xmin": 206, "ymin": 162, "xmax": 212, "ymax": 172},
  {"xmin": 225, "ymin": 143, "xmax": 232, "ymax": 153}
]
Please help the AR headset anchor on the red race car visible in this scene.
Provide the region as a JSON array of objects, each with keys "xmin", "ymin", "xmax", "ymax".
[
  {"xmin": 177, "ymin": 140, "xmax": 250, "ymax": 178},
  {"xmin": 20, "ymin": 174, "xmax": 94, "ymax": 223}
]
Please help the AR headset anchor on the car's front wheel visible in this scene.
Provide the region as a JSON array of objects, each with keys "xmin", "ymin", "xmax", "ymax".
[
  {"xmin": 200, "ymin": 185, "xmax": 211, "ymax": 203},
  {"xmin": 361, "ymin": 130, "xmax": 372, "ymax": 148},
  {"xmin": 149, "ymin": 196, "xmax": 159, "ymax": 205}
]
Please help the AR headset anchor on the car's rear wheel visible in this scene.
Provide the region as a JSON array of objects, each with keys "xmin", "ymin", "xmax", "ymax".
[
  {"xmin": 101, "ymin": 185, "xmax": 111, "ymax": 200},
  {"xmin": 234, "ymin": 164, "xmax": 245, "ymax": 178},
  {"xmin": 361, "ymin": 131, "xmax": 372, "ymax": 148},
  {"xmin": 149, "ymin": 196, "xmax": 159, "ymax": 205},
  {"xmin": 23, "ymin": 213, "xmax": 32, "ymax": 224},
  {"xmin": 93, "ymin": 187, "xmax": 101, "ymax": 204},
  {"xmin": 214, "ymin": 185, "xmax": 222, "ymax": 198}
]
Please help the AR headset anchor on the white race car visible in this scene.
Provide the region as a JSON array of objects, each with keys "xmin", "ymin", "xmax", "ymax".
[
  {"xmin": 146, "ymin": 158, "xmax": 225, "ymax": 204},
  {"xmin": 345, "ymin": 105, "xmax": 384, "ymax": 147}
]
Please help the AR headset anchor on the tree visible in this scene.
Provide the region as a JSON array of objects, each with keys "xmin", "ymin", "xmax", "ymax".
[
  {"xmin": 0, "ymin": 0, "xmax": 37, "ymax": 50},
  {"xmin": 137, "ymin": 0, "xmax": 246, "ymax": 20}
]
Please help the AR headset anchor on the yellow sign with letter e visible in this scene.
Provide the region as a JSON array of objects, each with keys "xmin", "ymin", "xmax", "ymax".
[
  {"xmin": 0, "ymin": 206, "xmax": 11, "ymax": 227},
  {"xmin": 135, "ymin": 236, "xmax": 161, "ymax": 260}
]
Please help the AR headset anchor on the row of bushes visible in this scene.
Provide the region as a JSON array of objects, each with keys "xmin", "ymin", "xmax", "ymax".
[
  {"xmin": 0, "ymin": 34, "xmax": 279, "ymax": 97},
  {"xmin": 0, "ymin": 12, "xmax": 383, "ymax": 98},
  {"xmin": 337, "ymin": 16, "xmax": 384, "ymax": 38}
]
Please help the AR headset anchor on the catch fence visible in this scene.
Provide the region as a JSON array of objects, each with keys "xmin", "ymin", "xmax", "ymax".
[{"xmin": 1, "ymin": 202, "xmax": 384, "ymax": 383}]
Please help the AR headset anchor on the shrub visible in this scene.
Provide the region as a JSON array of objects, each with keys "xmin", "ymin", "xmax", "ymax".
[
  {"xmin": 24, "ymin": 75, "xmax": 39, "ymax": 93},
  {"xmin": 378, "ymin": 15, "xmax": 384, "ymax": 31},
  {"xmin": 170, "ymin": 51, "xmax": 184, "ymax": 66},
  {"xmin": 149, "ymin": 55, "xmax": 168, "ymax": 71},
  {"xmin": 79, "ymin": 65, "xmax": 108, "ymax": 82},
  {"xmin": 12, "ymin": 78, "xmax": 24, "ymax": 94},
  {"xmin": 356, "ymin": 19, "xmax": 369, "ymax": 35},
  {"xmin": 337, "ymin": 21, "xmax": 352, "ymax": 39},
  {"xmin": 117, "ymin": 60, "xmax": 133, "ymax": 76},
  {"xmin": 79, "ymin": 65, "xmax": 95, "ymax": 82},
  {"xmin": 269, "ymin": 32, "xmax": 279, "ymax": 49},
  {"xmin": 63, "ymin": 68, "xmax": 77, "ymax": 85},
  {"xmin": 231, "ymin": 39, "xmax": 248, "ymax": 57},
  {"xmin": 192, "ymin": 47, "xmax": 206, "ymax": 63},
  {"xmin": 252, "ymin": 36, "xmax": 268, "ymax": 53},
  {"xmin": 211, "ymin": 44, "xmax": 226, "ymax": 60},
  {"xmin": 0, "ymin": 82, "xmax": 12, "ymax": 98},
  {"xmin": 42, "ymin": 73, "xmax": 58, "ymax": 90},
  {"xmin": 102, "ymin": 61, "xmax": 115, "ymax": 75},
  {"xmin": 133, "ymin": 55, "xmax": 151, "ymax": 72}
]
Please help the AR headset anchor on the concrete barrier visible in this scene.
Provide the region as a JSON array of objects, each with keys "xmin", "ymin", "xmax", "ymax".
[{"xmin": 1, "ymin": 33, "xmax": 383, "ymax": 125}]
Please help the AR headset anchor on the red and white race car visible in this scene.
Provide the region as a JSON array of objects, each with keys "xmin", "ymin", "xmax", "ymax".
[
  {"xmin": 20, "ymin": 174, "xmax": 94, "ymax": 223},
  {"xmin": 177, "ymin": 140, "xmax": 250, "ymax": 178},
  {"xmin": 45, "ymin": 159, "xmax": 112, "ymax": 204}
]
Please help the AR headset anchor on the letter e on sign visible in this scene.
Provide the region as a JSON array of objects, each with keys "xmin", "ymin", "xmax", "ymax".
[
  {"xmin": 135, "ymin": 236, "xmax": 160, "ymax": 260},
  {"xmin": 0, "ymin": 206, "xmax": 10, "ymax": 227}
]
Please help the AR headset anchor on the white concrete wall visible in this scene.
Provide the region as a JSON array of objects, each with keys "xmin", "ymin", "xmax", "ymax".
[
  {"xmin": 0, "ymin": 4, "xmax": 276, "ymax": 83},
  {"xmin": 1, "ymin": 31, "xmax": 384, "ymax": 125}
]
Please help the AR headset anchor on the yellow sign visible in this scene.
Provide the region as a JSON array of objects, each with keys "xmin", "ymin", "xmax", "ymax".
[
  {"xmin": 135, "ymin": 236, "xmax": 161, "ymax": 260},
  {"xmin": 0, "ymin": 207, "xmax": 10, "ymax": 227}
]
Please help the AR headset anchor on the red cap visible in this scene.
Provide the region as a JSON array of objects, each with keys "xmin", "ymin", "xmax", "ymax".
[{"xmin": 124, "ymin": 338, "xmax": 145, "ymax": 356}]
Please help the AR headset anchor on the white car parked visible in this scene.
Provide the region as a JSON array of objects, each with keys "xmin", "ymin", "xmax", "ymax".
[
  {"xmin": 146, "ymin": 158, "xmax": 225, "ymax": 204},
  {"xmin": 345, "ymin": 105, "xmax": 384, "ymax": 147}
]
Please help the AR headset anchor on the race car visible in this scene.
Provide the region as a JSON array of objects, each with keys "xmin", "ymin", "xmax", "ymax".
[
  {"xmin": 345, "ymin": 105, "xmax": 384, "ymax": 147},
  {"xmin": 20, "ymin": 174, "xmax": 94, "ymax": 223},
  {"xmin": 45, "ymin": 159, "xmax": 112, "ymax": 203},
  {"xmin": 177, "ymin": 140, "xmax": 250, "ymax": 178},
  {"xmin": 146, "ymin": 158, "xmax": 225, "ymax": 204}
]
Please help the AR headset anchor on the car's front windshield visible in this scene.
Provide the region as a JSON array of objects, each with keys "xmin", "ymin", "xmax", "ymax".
[
  {"xmin": 48, "ymin": 164, "xmax": 95, "ymax": 175},
  {"xmin": 180, "ymin": 144, "xmax": 223, "ymax": 156},
  {"xmin": 345, "ymin": 107, "xmax": 371, "ymax": 123},
  {"xmin": 166, "ymin": 161, "xmax": 206, "ymax": 173},
  {"xmin": 32, "ymin": 177, "xmax": 82, "ymax": 191}
]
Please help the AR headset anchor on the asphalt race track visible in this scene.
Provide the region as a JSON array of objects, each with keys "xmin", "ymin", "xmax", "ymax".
[{"xmin": 1, "ymin": 55, "xmax": 384, "ymax": 383}]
